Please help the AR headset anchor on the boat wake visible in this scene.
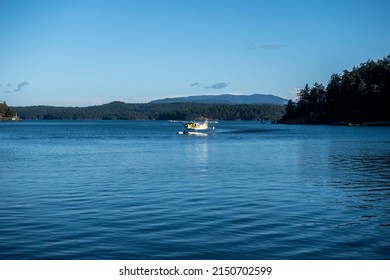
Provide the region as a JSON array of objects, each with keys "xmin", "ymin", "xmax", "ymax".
[{"xmin": 177, "ymin": 131, "xmax": 209, "ymax": 136}]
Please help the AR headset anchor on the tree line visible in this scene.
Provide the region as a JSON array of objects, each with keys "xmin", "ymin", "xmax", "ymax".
[
  {"xmin": 281, "ymin": 54, "xmax": 390, "ymax": 124},
  {"xmin": 12, "ymin": 102, "xmax": 286, "ymax": 121}
]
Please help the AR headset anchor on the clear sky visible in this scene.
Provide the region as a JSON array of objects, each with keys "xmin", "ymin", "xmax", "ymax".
[{"xmin": 1, "ymin": 0, "xmax": 389, "ymax": 106}]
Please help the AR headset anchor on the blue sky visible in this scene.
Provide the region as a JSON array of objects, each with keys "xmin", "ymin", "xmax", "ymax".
[{"xmin": 1, "ymin": 0, "xmax": 389, "ymax": 106}]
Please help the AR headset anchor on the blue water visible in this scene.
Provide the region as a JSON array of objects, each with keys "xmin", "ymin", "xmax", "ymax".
[{"xmin": 1, "ymin": 121, "xmax": 389, "ymax": 259}]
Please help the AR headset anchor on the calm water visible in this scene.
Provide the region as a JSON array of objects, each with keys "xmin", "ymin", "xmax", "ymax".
[{"xmin": 1, "ymin": 121, "xmax": 389, "ymax": 259}]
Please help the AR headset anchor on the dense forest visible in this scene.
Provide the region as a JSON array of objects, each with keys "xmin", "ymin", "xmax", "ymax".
[
  {"xmin": 12, "ymin": 102, "xmax": 285, "ymax": 121},
  {"xmin": 281, "ymin": 54, "xmax": 390, "ymax": 124}
]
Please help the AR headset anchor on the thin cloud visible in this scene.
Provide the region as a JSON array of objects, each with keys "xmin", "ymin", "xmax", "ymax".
[
  {"xmin": 14, "ymin": 81, "xmax": 30, "ymax": 92},
  {"xmin": 247, "ymin": 44, "xmax": 286, "ymax": 50},
  {"xmin": 1, "ymin": 81, "xmax": 30, "ymax": 94},
  {"xmin": 190, "ymin": 81, "xmax": 229, "ymax": 90},
  {"xmin": 207, "ymin": 82, "xmax": 229, "ymax": 89},
  {"xmin": 190, "ymin": 82, "xmax": 203, "ymax": 87}
]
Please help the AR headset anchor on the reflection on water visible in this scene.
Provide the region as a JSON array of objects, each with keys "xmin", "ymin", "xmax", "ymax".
[{"xmin": 183, "ymin": 141, "xmax": 209, "ymax": 178}]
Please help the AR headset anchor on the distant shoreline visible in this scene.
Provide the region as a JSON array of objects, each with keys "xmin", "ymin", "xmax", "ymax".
[
  {"xmin": 11, "ymin": 102, "xmax": 286, "ymax": 122},
  {"xmin": 0, "ymin": 117, "xmax": 22, "ymax": 122}
]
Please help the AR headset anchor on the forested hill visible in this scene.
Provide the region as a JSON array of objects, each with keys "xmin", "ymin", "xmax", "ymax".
[
  {"xmin": 281, "ymin": 54, "xmax": 390, "ymax": 125},
  {"xmin": 12, "ymin": 102, "xmax": 285, "ymax": 121}
]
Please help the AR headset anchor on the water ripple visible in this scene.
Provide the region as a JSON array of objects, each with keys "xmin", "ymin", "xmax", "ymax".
[{"xmin": 1, "ymin": 121, "xmax": 389, "ymax": 259}]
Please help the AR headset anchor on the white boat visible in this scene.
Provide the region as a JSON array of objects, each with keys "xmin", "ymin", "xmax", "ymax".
[{"xmin": 171, "ymin": 119, "xmax": 218, "ymax": 135}]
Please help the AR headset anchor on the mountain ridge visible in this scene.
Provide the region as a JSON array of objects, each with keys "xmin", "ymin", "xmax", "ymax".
[{"xmin": 149, "ymin": 94, "xmax": 288, "ymax": 105}]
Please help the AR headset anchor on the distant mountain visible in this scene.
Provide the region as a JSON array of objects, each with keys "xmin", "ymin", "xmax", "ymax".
[{"xmin": 149, "ymin": 94, "xmax": 288, "ymax": 105}]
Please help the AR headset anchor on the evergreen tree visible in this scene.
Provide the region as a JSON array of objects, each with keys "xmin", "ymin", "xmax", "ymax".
[{"xmin": 282, "ymin": 54, "xmax": 390, "ymax": 124}]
